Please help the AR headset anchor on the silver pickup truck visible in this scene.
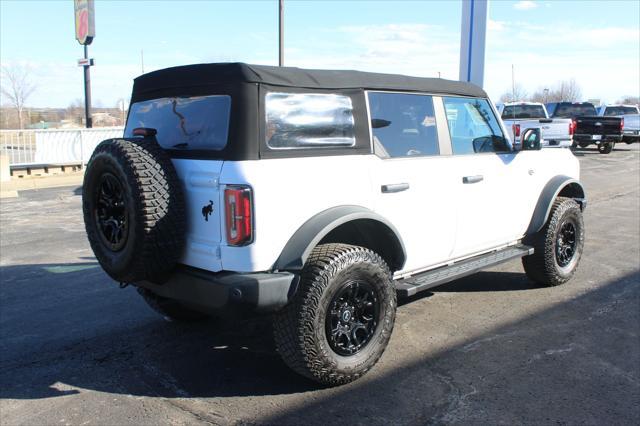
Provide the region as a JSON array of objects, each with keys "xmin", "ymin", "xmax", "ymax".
[
  {"xmin": 497, "ymin": 102, "xmax": 573, "ymax": 148},
  {"xmin": 598, "ymin": 104, "xmax": 640, "ymax": 144}
]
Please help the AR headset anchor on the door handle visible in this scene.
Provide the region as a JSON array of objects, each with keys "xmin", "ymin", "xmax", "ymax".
[
  {"xmin": 462, "ymin": 175, "xmax": 484, "ymax": 184},
  {"xmin": 381, "ymin": 183, "xmax": 410, "ymax": 193}
]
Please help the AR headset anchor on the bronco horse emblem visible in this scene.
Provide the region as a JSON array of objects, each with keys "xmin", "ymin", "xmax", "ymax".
[{"xmin": 202, "ymin": 200, "xmax": 214, "ymax": 221}]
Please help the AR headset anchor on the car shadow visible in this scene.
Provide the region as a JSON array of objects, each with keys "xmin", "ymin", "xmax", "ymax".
[{"xmin": 0, "ymin": 262, "xmax": 628, "ymax": 404}]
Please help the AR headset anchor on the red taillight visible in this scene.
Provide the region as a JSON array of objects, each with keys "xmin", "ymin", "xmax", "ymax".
[
  {"xmin": 224, "ymin": 186, "xmax": 253, "ymax": 246},
  {"xmin": 569, "ymin": 120, "xmax": 576, "ymax": 135},
  {"xmin": 512, "ymin": 123, "xmax": 521, "ymax": 138},
  {"xmin": 620, "ymin": 118, "xmax": 624, "ymax": 131}
]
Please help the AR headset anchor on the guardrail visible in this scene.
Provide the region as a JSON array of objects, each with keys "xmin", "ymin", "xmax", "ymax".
[{"xmin": 0, "ymin": 127, "xmax": 124, "ymax": 166}]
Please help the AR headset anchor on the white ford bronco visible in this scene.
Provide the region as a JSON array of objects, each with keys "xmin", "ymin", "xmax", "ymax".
[{"xmin": 82, "ymin": 63, "xmax": 586, "ymax": 386}]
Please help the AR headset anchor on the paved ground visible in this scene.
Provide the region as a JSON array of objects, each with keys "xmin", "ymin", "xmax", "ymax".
[{"xmin": 1, "ymin": 145, "xmax": 639, "ymax": 425}]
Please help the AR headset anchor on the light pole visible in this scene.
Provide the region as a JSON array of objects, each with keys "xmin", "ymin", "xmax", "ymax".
[
  {"xmin": 278, "ymin": 0, "xmax": 284, "ymax": 66},
  {"xmin": 543, "ymin": 88, "xmax": 549, "ymax": 104}
]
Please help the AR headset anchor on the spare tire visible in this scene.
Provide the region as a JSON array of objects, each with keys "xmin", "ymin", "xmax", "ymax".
[{"xmin": 82, "ymin": 138, "xmax": 185, "ymax": 283}]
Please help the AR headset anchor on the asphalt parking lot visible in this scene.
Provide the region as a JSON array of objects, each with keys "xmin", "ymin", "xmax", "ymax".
[{"xmin": 1, "ymin": 145, "xmax": 639, "ymax": 425}]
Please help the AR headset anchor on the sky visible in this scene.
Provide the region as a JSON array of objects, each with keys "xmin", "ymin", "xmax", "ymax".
[{"xmin": 1, "ymin": 0, "xmax": 638, "ymax": 109}]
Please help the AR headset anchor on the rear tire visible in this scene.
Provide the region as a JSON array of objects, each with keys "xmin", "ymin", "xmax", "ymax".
[
  {"xmin": 137, "ymin": 288, "xmax": 209, "ymax": 322},
  {"xmin": 522, "ymin": 197, "xmax": 584, "ymax": 286},
  {"xmin": 273, "ymin": 244, "xmax": 396, "ymax": 386},
  {"xmin": 598, "ymin": 142, "xmax": 614, "ymax": 154}
]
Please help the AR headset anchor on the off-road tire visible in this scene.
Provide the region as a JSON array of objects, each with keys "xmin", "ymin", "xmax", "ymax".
[
  {"xmin": 82, "ymin": 138, "xmax": 185, "ymax": 283},
  {"xmin": 137, "ymin": 288, "xmax": 209, "ymax": 321},
  {"xmin": 598, "ymin": 142, "xmax": 614, "ymax": 154},
  {"xmin": 522, "ymin": 197, "xmax": 584, "ymax": 286},
  {"xmin": 273, "ymin": 244, "xmax": 397, "ymax": 386}
]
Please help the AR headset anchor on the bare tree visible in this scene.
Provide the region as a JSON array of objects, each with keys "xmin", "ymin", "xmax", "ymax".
[
  {"xmin": 617, "ymin": 96, "xmax": 639, "ymax": 105},
  {"xmin": 1, "ymin": 64, "xmax": 36, "ymax": 129},
  {"xmin": 556, "ymin": 79, "xmax": 582, "ymax": 102},
  {"xmin": 499, "ymin": 84, "xmax": 529, "ymax": 103},
  {"xmin": 530, "ymin": 80, "xmax": 583, "ymax": 104}
]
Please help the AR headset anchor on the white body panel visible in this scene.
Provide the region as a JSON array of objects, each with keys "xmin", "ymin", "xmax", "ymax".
[
  {"xmin": 172, "ymin": 147, "xmax": 579, "ymax": 276},
  {"xmin": 172, "ymin": 159, "xmax": 225, "ymax": 271}
]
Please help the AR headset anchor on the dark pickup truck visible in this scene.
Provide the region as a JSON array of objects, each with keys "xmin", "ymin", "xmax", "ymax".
[{"xmin": 546, "ymin": 102, "xmax": 623, "ymax": 154}]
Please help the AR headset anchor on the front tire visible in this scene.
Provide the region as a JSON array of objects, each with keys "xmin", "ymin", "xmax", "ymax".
[
  {"xmin": 273, "ymin": 244, "xmax": 397, "ymax": 386},
  {"xmin": 522, "ymin": 197, "xmax": 585, "ymax": 286}
]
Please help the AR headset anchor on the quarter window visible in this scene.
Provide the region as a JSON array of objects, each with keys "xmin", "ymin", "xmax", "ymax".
[
  {"xmin": 443, "ymin": 97, "xmax": 510, "ymax": 155},
  {"xmin": 265, "ymin": 92, "xmax": 356, "ymax": 149},
  {"xmin": 367, "ymin": 92, "xmax": 439, "ymax": 158}
]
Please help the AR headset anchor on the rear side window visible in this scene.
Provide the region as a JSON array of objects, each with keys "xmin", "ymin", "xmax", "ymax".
[
  {"xmin": 367, "ymin": 92, "xmax": 439, "ymax": 158},
  {"xmin": 501, "ymin": 104, "xmax": 546, "ymax": 119},
  {"xmin": 125, "ymin": 95, "xmax": 231, "ymax": 151},
  {"xmin": 603, "ymin": 106, "xmax": 638, "ymax": 116},
  {"xmin": 265, "ymin": 92, "xmax": 355, "ymax": 149},
  {"xmin": 443, "ymin": 97, "xmax": 510, "ymax": 155},
  {"xmin": 553, "ymin": 103, "xmax": 596, "ymax": 117}
]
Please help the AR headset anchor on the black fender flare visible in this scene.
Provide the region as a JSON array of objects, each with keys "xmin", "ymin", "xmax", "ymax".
[
  {"xmin": 273, "ymin": 205, "xmax": 406, "ymax": 272},
  {"xmin": 526, "ymin": 175, "xmax": 586, "ymax": 235}
]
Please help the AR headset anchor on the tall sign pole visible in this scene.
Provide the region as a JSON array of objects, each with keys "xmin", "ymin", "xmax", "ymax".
[
  {"xmin": 74, "ymin": 0, "xmax": 95, "ymax": 128},
  {"xmin": 278, "ymin": 0, "xmax": 284, "ymax": 66},
  {"xmin": 459, "ymin": 0, "xmax": 488, "ymax": 88}
]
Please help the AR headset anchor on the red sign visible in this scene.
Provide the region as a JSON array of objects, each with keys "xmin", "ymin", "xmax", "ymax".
[{"xmin": 75, "ymin": 0, "xmax": 95, "ymax": 45}]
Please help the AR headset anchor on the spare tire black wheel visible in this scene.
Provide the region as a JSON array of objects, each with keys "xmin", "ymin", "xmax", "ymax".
[{"xmin": 82, "ymin": 138, "xmax": 185, "ymax": 284}]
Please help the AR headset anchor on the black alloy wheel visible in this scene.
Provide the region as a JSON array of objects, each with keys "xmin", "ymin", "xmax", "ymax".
[
  {"xmin": 94, "ymin": 172, "xmax": 128, "ymax": 251},
  {"xmin": 325, "ymin": 280, "xmax": 380, "ymax": 356},
  {"xmin": 555, "ymin": 219, "xmax": 577, "ymax": 267}
]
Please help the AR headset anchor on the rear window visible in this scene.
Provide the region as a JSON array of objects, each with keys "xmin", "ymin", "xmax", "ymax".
[
  {"xmin": 603, "ymin": 106, "xmax": 638, "ymax": 116},
  {"xmin": 125, "ymin": 95, "xmax": 231, "ymax": 151},
  {"xmin": 501, "ymin": 105, "xmax": 546, "ymax": 119},
  {"xmin": 553, "ymin": 103, "xmax": 596, "ymax": 118},
  {"xmin": 265, "ymin": 92, "xmax": 355, "ymax": 149}
]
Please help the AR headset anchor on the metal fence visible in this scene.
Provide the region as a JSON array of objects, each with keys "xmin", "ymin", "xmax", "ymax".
[{"xmin": 0, "ymin": 127, "xmax": 124, "ymax": 166}]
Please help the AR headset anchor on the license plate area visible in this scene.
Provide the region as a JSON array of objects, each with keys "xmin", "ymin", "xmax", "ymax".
[{"xmin": 592, "ymin": 135, "xmax": 602, "ymax": 141}]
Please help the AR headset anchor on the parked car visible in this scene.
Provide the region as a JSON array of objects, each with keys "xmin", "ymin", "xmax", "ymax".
[
  {"xmin": 546, "ymin": 102, "xmax": 622, "ymax": 154},
  {"xmin": 496, "ymin": 102, "xmax": 573, "ymax": 148},
  {"xmin": 82, "ymin": 63, "xmax": 586, "ymax": 386},
  {"xmin": 598, "ymin": 104, "xmax": 640, "ymax": 144}
]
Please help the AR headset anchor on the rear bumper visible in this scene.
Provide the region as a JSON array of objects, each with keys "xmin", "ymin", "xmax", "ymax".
[
  {"xmin": 543, "ymin": 138, "xmax": 572, "ymax": 148},
  {"xmin": 135, "ymin": 266, "xmax": 296, "ymax": 315},
  {"xmin": 574, "ymin": 134, "xmax": 622, "ymax": 143}
]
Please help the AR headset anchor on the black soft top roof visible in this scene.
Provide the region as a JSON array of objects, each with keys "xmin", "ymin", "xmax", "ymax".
[{"xmin": 132, "ymin": 62, "xmax": 487, "ymax": 100}]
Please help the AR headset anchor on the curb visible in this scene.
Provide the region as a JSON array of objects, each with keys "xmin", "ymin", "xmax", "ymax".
[{"xmin": 1, "ymin": 173, "xmax": 84, "ymax": 193}]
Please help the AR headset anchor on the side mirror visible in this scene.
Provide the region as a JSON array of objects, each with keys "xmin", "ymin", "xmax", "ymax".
[
  {"xmin": 521, "ymin": 128, "xmax": 542, "ymax": 151},
  {"xmin": 371, "ymin": 118, "xmax": 391, "ymax": 129}
]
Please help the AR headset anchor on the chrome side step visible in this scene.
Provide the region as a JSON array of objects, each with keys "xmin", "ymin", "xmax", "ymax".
[{"xmin": 395, "ymin": 245, "xmax": 534, "ymax": 297}]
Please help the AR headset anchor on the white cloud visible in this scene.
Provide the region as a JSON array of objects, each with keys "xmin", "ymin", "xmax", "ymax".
[
  {"xmin": 287, "ymin": 24, "xmax": 460, "ymax": 80},
  {"xmin": 514, "ymin": 1, "xmax": 538, "ymax": 10},
  {"xmin": 488, "ymin": 19, "xmax": 506, "ymax": 32}
]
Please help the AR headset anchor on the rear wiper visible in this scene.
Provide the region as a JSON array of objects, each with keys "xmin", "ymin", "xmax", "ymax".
[{"xmin": 171, "ymin": 142, "xmax": 189, "ymax": 149}]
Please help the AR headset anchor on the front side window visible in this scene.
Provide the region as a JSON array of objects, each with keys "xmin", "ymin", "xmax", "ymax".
[
  {"xmin": 443, "ymin": 97, "xmax": 510, "ymax": 155},
  {"xmin": 367, "ymin": 92, "xmax": 439, "ymax": 158},
  {"xmin": 265, "ymin": 92, "xmax": 355, "ymax": 149},
  {"xmin": 125, "ymin": 95, "xmax": 231, "ymax": 151}
]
